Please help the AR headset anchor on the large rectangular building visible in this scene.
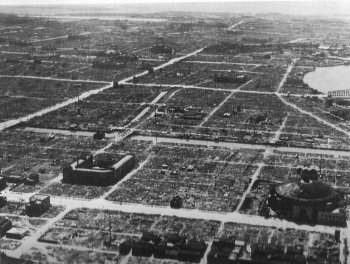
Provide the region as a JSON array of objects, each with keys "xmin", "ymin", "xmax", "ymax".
[{"xmin": 63, "ymin": 154, "xmax": 135, "ymax": 186}]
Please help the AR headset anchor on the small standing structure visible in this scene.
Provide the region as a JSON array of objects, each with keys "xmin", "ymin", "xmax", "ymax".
[
  {"xmin": 0, "ymin": 177, "xmax": 6, "ymax": 190},
  {"xmin": 170, "ymin": 196, "xmax": 183, "ymax": 209},
  {"xmin": 26, "ymin": 194, "xmax": 51, "ymax": 217},
  {"xmin": 6, "ymin": 227, "xmax": 29, "ymax": 240},
  {"xmin": 0, "ymin": 217, "xmax": 12, "ymax": 237}
]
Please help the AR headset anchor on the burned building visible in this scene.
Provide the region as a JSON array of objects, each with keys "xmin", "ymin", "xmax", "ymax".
[
  {"xmin": 214, "ymin": 74, "xmax": 248, "ymax": 84},
  {"xmin": 207, "ymin": 237, "xmax": 243, "ymax": 264},
  {"xmin": 0, "ymin": 217, "xmax": 12, "ymax": 238},
  {"xmin": 0, "ymin": 196, "xmax": 7, "ymax": 208},
  {"xmin": 6, "ymin": 175, "xmax": 25, "ymax": 184},
  {"xmin": 249, "ymin": 242, "xmax": 306, "ymax": 264},
  {"xmin": 131, "ymin": 232, "xmax": 207, "ymax": 263},
  {"xmin": 0, "ymin": 177, "xmax": 7, "ymax": 190},
  {"xmin": 151, "ymin": 44, "xmax": 173, "ymax": 54},
  {"xmin": 170, "ymin": 195, "xmax": 183, "ymax": 209},
  {"xmin": 63, "ymin": 154, "xmax": 135, "ymax": 186},
  {"xmin": 268, "ymin": 179, "xmax": 345, "ymax": 226},
  {"xmin": 25, "ymin": 194, "xmax": 51, "ymax": 217},
  {"xmin": 93, "ymin": 131, "xmax": 105, "ymax": 140},
  {"xmin": 24, "ymin": 173, "xmax": 39, "ymax": 185},
  {"xmin": 181, "ymin": 107, "xmax": 206, "ymax": 120},
  {"xmin": 6, "ymin": 227, "xmax": 29, "ymax": 240},
  {"xmin": 119, "ymin": 240, "xmax": 132, "ymax": 255}
]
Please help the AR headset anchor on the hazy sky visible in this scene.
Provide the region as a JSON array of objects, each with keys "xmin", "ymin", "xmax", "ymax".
[
  {"xmin": 0, "ymin": 0, "xmax": 347, "ymax": 5},
  {"xmin": 1, "ymin": 0, "xmax": 350, "ymax": 16}
]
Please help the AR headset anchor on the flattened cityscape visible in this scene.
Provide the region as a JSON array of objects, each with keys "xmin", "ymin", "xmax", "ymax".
[{"xmin": 0, "ymin": 4, "xmax": 350, "ymax": 263}]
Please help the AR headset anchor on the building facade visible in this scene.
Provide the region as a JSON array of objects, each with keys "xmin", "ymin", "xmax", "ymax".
[
  {"xmin": 63, "ymin": 154, "xmax": 135, "ymax": 186},
  {"xmin": 268, "ymin": 180, "xmax": 344, "ymax": 225},
  {"xmin": 26, "ymin": 194, "xmax": 51, "ymax": 217}
]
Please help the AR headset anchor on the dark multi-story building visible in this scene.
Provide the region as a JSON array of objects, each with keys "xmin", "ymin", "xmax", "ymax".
[
  {"xmin": 0, "ymin": 177, "xmax": 7, "ymax": 190},
  {"xmin": 25, "ymin": 194, "xmax": 51, "ymax": 217},
  {"xmin": 0, "ymin": 216, "xmax": 12, "ymax": 237},
  {"xmin": 131, "ymin": 232, "xmax": 207, "ymax": 263},
  {"xmin": 63, "ymin": 154, "xmax": 135, "ymax": 186}
]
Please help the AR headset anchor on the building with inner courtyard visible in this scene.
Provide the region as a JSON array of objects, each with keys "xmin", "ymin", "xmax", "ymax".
[{"xmin": 63, "ymin": 154, "xmax": 135, "ymax": 186}]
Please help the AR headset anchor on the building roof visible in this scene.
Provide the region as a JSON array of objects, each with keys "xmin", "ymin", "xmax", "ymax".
[
  {"xmin": 276, "ymin": 180, "xmax": 337, "ymax": 202},
  {"xmin": 0, "ymin": 216, "xmax": 10, "ymax": 226},
  {"xmin": 6, "ymin": 227, "xmax": 28, "ymax": 236},
  {"xmin": 31, "ymin": 194, "xmax": 49, "ymax": 201}
]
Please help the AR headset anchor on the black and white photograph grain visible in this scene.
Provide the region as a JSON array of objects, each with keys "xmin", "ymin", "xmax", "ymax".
[{"xmin": 0, "ymin": 0, "xmax": 349, "ymax": 263}]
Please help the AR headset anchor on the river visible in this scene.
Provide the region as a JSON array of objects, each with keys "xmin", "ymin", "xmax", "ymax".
[{"xmin": 303, "ymin": 65, "xmax": 350, "ymax": 94}]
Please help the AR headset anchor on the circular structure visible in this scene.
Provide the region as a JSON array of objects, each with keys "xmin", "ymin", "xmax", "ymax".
[
  {"xmin": 268, "ymin": 180, "xmax": 343, "ymax": 223},
  {"xmin": 275, "ymin": 181, "xmax": 337, "ymax": 202}
]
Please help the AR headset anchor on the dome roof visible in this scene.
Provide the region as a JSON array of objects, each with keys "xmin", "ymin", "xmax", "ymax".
[{"xmin": 276, "ymin": 181, "xmax": 337, "ymax": 201}]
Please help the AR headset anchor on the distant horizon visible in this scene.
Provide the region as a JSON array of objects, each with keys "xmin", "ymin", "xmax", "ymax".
[
  {"xmin": 0, "ymin": 0, "xmax": 333, "ymax": 3},
  {"xmin": 1, "ymin": 1, "xmax": 350, "ymax": 16},
  {"xmin": 0, "ymin": 0, "xmax": 349, "ymax": 5}
]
